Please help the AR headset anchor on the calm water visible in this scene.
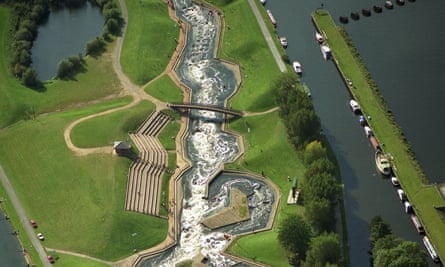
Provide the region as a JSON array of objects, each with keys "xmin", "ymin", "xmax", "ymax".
[
  {"xmin": 264, "ymin": 0, "xmax": 441, "ymax": 266},
  {"xmin": 31, "ymin": 2, "xmax": 104, "ymax": 81},
  {"xmin": 0, "ymin": 209, "xmax": 27, "ymax": 267}
]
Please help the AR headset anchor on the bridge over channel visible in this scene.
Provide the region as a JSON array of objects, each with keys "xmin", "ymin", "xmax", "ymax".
[{"xmin": 167, "ymin": 103, "xmax": 243, "ymax": 117}]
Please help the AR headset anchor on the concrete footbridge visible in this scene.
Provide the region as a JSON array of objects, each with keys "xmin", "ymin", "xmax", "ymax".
[{"xmin": 167, "ymin": 102, "xmax": 244, "ymax": 117}]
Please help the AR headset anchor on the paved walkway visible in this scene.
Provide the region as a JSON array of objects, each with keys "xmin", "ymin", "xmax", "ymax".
[
  {"xmin": 247, "ymin": 0, "xmax": 287, "ymax": 72},
  {"xmin": 0, "ymin": 165, "xmax": 51, "ymax": 267}
]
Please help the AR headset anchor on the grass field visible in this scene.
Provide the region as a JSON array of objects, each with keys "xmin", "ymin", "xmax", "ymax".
[
  {"xmin": 71, "ymin": 100, "xmax": 155, "ymax": 148},
  {"xmin": 0, "ymin": 98, "xmax": 168, "ymax": 261},
  {"xmin": 46, "ymin": 252, "xmax": 110, "ymax": 267},
  {"xmin": 212, "ymin": 0, "xmax": 284, "ymax": 112},
  {"xmin": 313, "ymin": 10, "xmax": 445, "ymax": 260},
  {"xmin": 144, "ymin": 74, "xmax": 183, "ymax": 103},
  {"xmin": 121, "ymin": 0, "xmax": 179, "ymax": 85},
  {"xmin": 0, "ymin": 7, "xmax": 121, "ymax": 129}
]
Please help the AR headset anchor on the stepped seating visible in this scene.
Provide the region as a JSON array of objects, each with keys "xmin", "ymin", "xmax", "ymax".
[{"xmin": 125, "ymin": 111, "xmax": 172, "ymax": 216}]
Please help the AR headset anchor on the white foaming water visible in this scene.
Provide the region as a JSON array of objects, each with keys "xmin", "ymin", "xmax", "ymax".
[{"xmin": 154, "ymin": 1, "xmax": 242, "ymax": 266}]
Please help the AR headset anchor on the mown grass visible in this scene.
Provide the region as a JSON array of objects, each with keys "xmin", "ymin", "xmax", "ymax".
[
  {"xmin": 121, "ymin": 0, "xmax": 179, "ymax": 85},
  {"xmin": 46, "ymin": 252, "xmax": 110, "ymax": 267},
  {"xmin": 144, "ymin": 74, "xmax": 183, "ymax": 103},
  {"xmin": 157, "ymin": 120, "xmax": 181, "ymax": 151},
  {"xmin": 0, "ymin": 98, "xmax": 167, "ymax": 261},
  {"xmin": 212, "ymin": 0, "xmax": 283, "ymax": 112},
  {"xmin": 313, "ymin": 10, "xmax": 445, "ymax": 260},
  {"xmin": 0, "ymin": 6, "xmax": 121, "ymax": 129},
  {"xmin": 229, "ymin": 231, "xmax": 291, "ymax": 267},
  {"xmin": 70, "ymin": 99, "xmax": 155, "ymax": 147}
]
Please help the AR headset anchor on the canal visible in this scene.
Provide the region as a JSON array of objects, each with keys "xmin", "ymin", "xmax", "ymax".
[{"xmin": 263, "ymin": 0, "xmax": 440, "ymax": 266}]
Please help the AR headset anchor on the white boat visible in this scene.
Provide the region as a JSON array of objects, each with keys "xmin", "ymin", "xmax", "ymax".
[
  {"xmin": 316, "ymin": 32, "xmax": 324, "ymax": 44},
  {"xmin": 349, "ymin": 99, "xmax": 361, "ymax": 114},
  {"xmin": 364, "ymin": 126, "xmax": 373, "ymax": 138},
  {"xmin": 320, "ymin": 44, "xmax": 332, "ymax": 60},
  {"xmin": 375, "ymin": 150, "xmax": 391, "ymax": 176},
  {"xmin": 391, "ymin": 176, "xmax": 400, "ymax": 186},
  {"xmin": 260, "ymin": 0, "xmax": 266, "ymax": 5},
  {"xmin": 266, "ymin": 9, "xmax": 276, "ymax": 26},
  {"xmin": 397, "ymin": 188, "xmax": 407, "ymax": 201},
  {"xmin": 292, "ymin": 61, "xmax": 302, "ymax": 74},
  {"xmin": 404, "ymin": 201, "xmax": 413, "ymax": 213},
  {"xmin": 423, "ymin": 236, "xmax": 440, "ymax": 263},
  {"xmin": 279, "ymin": 37, "xmax": 288, "ymax": 48}
]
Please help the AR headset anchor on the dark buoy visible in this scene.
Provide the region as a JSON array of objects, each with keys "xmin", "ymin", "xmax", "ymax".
[
  {"xmin": 339, "ymin": 16, "xmax": 349, "ymax": 24},
  {"xmin": 396, "ymin": 0, "xmax": 405, "ymax": 5},
  {"xmin": 385, "ymin": 0, "xmax": 394, "ymax": 9},
  {"xmin": 373, "ymin": 5, "xmax": 383, "ymax": 13},
  {"xmin": 351, "ymin": 12, "xmax": 360, "ymax": 20},
  {"xmin": 362, "ymin": 9, "xmax": 371, "ymax": 17}
]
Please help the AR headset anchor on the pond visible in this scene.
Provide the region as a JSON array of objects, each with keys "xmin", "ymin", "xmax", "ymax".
[{"xmin": 31, "ymin": 2, "xmax": 104, "ymax": 81}]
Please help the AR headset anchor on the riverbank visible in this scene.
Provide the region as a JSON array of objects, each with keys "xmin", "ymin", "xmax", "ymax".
[{"xmin": 312, "ymin": 10, "xmax": 445, "ymax": 261}]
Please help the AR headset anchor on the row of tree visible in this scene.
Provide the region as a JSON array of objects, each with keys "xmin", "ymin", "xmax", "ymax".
[
  {"xmin": 6, "ymin": 0, "xmax": 123, "ymax": 86},
  {"xmin": 369, "ymin": 216, "xmax": 427, "ymax": 266},
  {"xmin": 273, "ymin": 73, "xmax": 321, "ymax": 149},
  {"xmin": 274, "ymin": 73, "xmax": 343, "ymax": 266}
]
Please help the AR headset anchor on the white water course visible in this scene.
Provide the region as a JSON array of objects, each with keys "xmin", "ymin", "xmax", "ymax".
[{"xmin": 139, "ymin": 0, "xmax": 275, "ymax": 266}]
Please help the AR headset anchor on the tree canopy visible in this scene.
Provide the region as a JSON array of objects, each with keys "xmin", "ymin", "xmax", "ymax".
[
  {"xmin": 303, "ymin": 232, "xmax": 342, "ymax": 267},
  {"xmin": 278, "ymin": 213, "xmax": 312, "ymax": 261}
]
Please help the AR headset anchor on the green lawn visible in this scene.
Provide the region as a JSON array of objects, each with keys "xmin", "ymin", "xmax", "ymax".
[
  {"xmin": 157, "ymin": 120, "xmax": 181, "ymax": 151},
  {"xmin": 46, "ymin": 252, "xmax": 110, "ymax": 267},
  {"xmin": 212, "ymin": 0, "xmax": 284, "ymax": 112},
  {"xmin": 121, "ymin": 0, "xmax": 179, "ymax": 85},
  {"xmin": 0, "ymin": 99, "xmax": 167, "ymax": 261},
  {"xmin": 0, "ymin": 6, "xmax": 121, "ymax": 129},
  {"xmin": 229, "ymin": 231, "xmax": 291, "ymax": 267},
  {"xmin": 313, "ymin": 10, "xmax": 445, "ymax": 260},
  {"xmin": 71, "ymin": 100, "xmax": 155, "ymax": 148},
  {"xmin": 144, "ymin": 74, "xmax": 183, "ymax": 103}
]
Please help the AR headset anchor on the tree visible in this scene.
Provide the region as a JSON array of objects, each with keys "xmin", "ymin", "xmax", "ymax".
[
  {"xmin": 369, "ymin": 216, "xmax": 392, "ymax": 248},
  {"xmin": 86, "ymin": 37, "xmax": 106, "ymax": 56},
  {"xmin": 21, "ymin": 67, "xmax": 42, "ymax": 89},
  {"xmin": 373, "ymin": 237, "xmax": 427, "ymax": 267},
  {"xmin": 304, "ymin": 158, "xmax": 336, "ymax": 181},
  {"xmin": 303, "ymin": 232, "xmax": 341, "ymax": 267},
  {"xmin": 287, "ymin": 108, "xmax": 320, "ymax": 148},
  {"xmin": 278, "ymin": 214, "xmax": 312, "ymax": 261},
  {"xmin": 303, "ymin": 172, "xmax": 339, "ymax": 204},
  {"xmin": 305, "ymin": 198, "xmax": 336, "ymax": 234},
  {"xmin": 303, "ymin": 141, "xmax": 327, "ymax": 165},
  {"xmin": 56, "ymin": 60, "xmax": 74, "ymax": 79}
]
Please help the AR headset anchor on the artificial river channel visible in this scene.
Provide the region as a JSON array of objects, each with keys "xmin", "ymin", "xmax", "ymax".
[{"xmin": 138, "ymin": 0, "xmax": 275, "ymax": 266}]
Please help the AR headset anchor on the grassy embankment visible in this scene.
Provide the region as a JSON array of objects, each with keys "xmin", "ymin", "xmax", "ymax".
[
  {"xmin": 313, "ymin": 10, "xmax": 445, "ymax": 260},
  {"xmin": 120, "ymin": 0, "xmax": 179, "ymax": 86},
  {"xmin": 211, "ymin": 0, "xmax": 304, "ymax": 266},
  {"xmin": 0, "ymin": 0, "xmax": 181, "ymax": 264}
]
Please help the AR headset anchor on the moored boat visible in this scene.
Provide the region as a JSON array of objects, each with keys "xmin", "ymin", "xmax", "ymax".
[
  {"xmin": 320, "ymin": 44, "xmax": 332, "ymax": 60},
  {"xmin": 266, "ymin": 9, "xmax": 276, "ymax": 27},
  {"xmin": 316, "ymin": 32, "xmax": 324, "ymax": 44},
  {"xmin": 260, "ymin": 0, "xmax": 266, "ymax": 5},
  {"xmin": 391, "ymin": 176, "xmax": 400, "ymax": 186},
  {"xmin": 364, "ymin": 125, "xmax": 373, "ymax": 138},
  {"xmin": 410, "ymin": 214, "xmax": 425, "ymax": 234},
  {"xmin": 349, "ymin": 99, "xmax": 361, "ymax": 114},
  {"xmin": 293, "ymin": 61, "xmax": 302, "ymax": 74},
  {"xmin": 279, "ymin": 37, "xmax": 288, "ymax": 48},
  {"xmin": 375, "ymin": 150, "xmax": 391, "ymax": 176},
  {"xmin": 423, "ymin": 236, "xmax": 441, "ymax": 263}
]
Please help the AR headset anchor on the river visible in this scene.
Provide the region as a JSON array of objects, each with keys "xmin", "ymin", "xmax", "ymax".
[
  {"xmin": 0, "ymin": 204, "xmax": 27, "ymax": 267},
  {"xmin": 264, "ymin": 0, "xmax": 441, "ymax": 266},
  {"xmin": 31, "ymin": 1, "xmax": 104, "ymax": 81}
]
